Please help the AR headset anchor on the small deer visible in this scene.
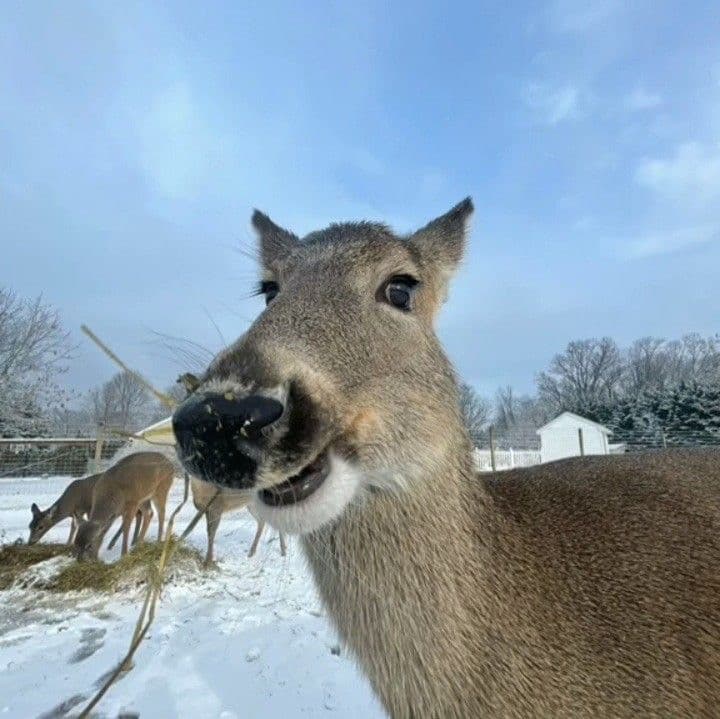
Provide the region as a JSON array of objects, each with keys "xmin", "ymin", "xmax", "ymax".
[
  {"xmin": 190, "ymin": 475, "xmax": 287, "ymax": 565},
  {"xmin": 74, "ymin": 452, "xmax": 175, "ymax": 561},
  {"xmin": 172, "ymin": 199, "xmax": 720, "ymax": 717},
  {"xmin": 29, "ymin": 473, "xmax": 102, "ymax": 545},
  {"xmin": 30, "ymin": 474, "xmax": 152, "ymax": 550}
]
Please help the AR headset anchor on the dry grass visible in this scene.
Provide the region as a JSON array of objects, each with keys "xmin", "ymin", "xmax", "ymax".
[
  {"xmin": 0, "ymin": 542, "xmax": 71, "ymax": 590},
  {"xmin": 0, "ymin": 539, "xmax": 204, "ymax": 593},
  {"xmin": 50, "ymin": 538, "xmax": 204, "ymax": 593}
]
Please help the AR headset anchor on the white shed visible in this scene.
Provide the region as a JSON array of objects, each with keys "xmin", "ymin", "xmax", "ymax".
[{"xmin": 536, "ymin": 411, "xmax": 612, "ymax": 464}]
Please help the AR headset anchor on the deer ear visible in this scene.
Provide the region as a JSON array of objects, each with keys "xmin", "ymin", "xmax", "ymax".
[
  {"xmin": 409, "ymin": 197, "xmax": 474, "ymax": 285},
  {"xmin": 251, "ymin": 210, "xmax": 299, "ymax": 270},
  {"xmin": 31, "ymin": 503, "xmax": 40, "ymax": 517}
]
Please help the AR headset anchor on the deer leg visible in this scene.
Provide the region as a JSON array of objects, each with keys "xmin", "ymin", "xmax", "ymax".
[
  {"xmin": 153, "ymin": 474, "xmax": 172, "ymax": 542},
  {"xmin": 130, "ymin": 507, "xmax": 144, "ymax": 546},
  {"xmin": 204, "ymin": 504, "xmax": 222, "ymax": 566},
  {"xmin": 107, "ymin": 523, "xmax": 123, "ymax": 550},
  {"xmin": 279, "ymin": 531, "xmax": 287, "ymax": 557},
  {"xmin": 248, "ymin": 520, "xmax": 265, "ymax": 558},
  {"xmin": 120, "ymin": 507, "xmax": 136, "ymax": 556},
  {"xmin": 155, "ymin": 496, "xmax": 166, "ymax": 542},
  {"xmin": 67, "ymin": 516, "xmax": 78, "ymax": 545},
  {"xmin": 135, "ymin": 503, "xmax": 153, "ymax": 546}
]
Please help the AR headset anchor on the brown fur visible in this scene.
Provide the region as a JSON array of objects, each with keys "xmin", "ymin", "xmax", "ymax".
[
  {"xmin": 30, "ymin": 475, "xmax": 153, "ymax": 549},
  {"xmin": 74, "ymin": 452, "xmax": 174, "ymax": 561},
  {"xmin": 175, "ymin": 199, "xmax": 720, "ymax": 717},
  {"xmin": 305, "ymin": 450, "xmax": 720, "ymax": 717},
  {"xmin": 29, "ymin": 474, "xmax": 102, "ymax": 545}
]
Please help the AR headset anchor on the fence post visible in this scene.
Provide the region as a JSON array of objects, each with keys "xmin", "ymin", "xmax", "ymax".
[
  {"xmin": 93, "ymin": 425, "xmax": 105, "ymax": 473},
  {"xmin": 489, "ymin": 426, "xmax": 497, "ymax": 472},
  {"xmin": 578, "ymin": 428, "xmax": 585, "ymax": 457},
  {"xmin": 509, "ymin": 447, "xmax": 515, "ymax": 468},
  {"xmin": 661, "ymin": 430, "xmax": 667, "ymax": 450}
]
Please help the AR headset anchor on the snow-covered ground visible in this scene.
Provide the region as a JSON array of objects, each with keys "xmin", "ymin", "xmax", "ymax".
[{"xmin": 0, "ymin": 476, "xmax": 384, "ymax": 719}]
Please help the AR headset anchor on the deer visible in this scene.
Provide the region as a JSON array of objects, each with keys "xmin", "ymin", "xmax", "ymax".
[
  {"xmin": 171, "ymin": 199, "xmax": 720, "ymax": 717},
  {"xmin": 74, "ymin": 451, "xmax": 175, "ymax": 561},
  {"xmin": 29, "ymin": 473, "xmax": 102, "ymax": 546},
  {"xmin": 28, "ymin": 473, "xmax": 146, "ymax": 549},
  {"xmin": 190, "ymin": 475, "xmax": 287, "ymax": 565}
]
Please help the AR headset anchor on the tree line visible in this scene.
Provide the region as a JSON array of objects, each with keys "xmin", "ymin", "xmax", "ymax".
[
  {"xmin": 462, "ymin": 334, "xmax": 720, "ymax": 448},
  {"xmin": 2, "ymin": 286, "xmax": 718, "ymax": 447},
  {"xmin": 0, "ymin": 287, "xmax": 180, "ymax": 438}
]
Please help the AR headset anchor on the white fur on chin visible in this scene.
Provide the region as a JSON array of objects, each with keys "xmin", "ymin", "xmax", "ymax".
[{"xmin": 250, "ymin": 453, "xmax": 362, "ymax": 535}]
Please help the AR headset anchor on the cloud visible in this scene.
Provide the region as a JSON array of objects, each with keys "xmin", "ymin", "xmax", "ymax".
[
  {"xmin": 625, "ymin": 225, "xmax": 719, "ymax": 259},
  {"xmin": 547, "ymin": 0, "xmax": 622, "ymax": 33},
  {"xmin": 624, "ymin": 88, "xmax": 662, "ymax": 111},
  {"xmin": 133, "ymin": 82, "xmax": 230, "ymax": 201},
  {"xmin": 523, "ymin": 83, "xmax": 581, "ymax": 124},
  {"xmin": 636, "ymin": 142, "xmax": 720, "ymax": 204},
  {"xmin": 341, "ymin": 147, "xmax": 385, "ymax": 176}
]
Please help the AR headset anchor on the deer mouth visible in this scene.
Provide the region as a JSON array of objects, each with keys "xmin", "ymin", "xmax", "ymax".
[{"xmin": 259, "ymin": 452, "xmax": 329, "ymax": 507}]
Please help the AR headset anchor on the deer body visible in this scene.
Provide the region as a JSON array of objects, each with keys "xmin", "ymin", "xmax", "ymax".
[
  {"xmin": 190, "ymin": 476, "xmax": 287, "ymax": 564},
  {"xmin": 74, "ymin": 452, "xmax": 175, "ymax": 560},
  {"xmin": 29, "ymin": 473, "xmax": 102, "ymax": 545},
  {"xmin": 172, "ymin": 199, "xmax": 720, "ymax": 717},
  {"xmin": 305, "ymin": 450, "xmax": 720, "ymax": 717},
  {"xmin": 30, "ymin": 474, "xmax": 155, "ymax": 549}
]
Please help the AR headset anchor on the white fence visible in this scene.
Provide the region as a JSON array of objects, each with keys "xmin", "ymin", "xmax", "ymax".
[{"xmin": 474, "ymin": 448, "xmax": 541, "ymax": 472}]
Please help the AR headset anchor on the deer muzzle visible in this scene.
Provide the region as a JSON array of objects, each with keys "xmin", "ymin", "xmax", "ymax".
[{"xmin": 172, "ymin": 391, "xmax": 284, "ymax": 489}]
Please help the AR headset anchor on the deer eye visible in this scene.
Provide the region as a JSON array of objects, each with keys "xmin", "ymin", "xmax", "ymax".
[
  {"xmin": 379, "ymin": 275, "xmax": 419, "ymax": 311},
  {"xmin": 261, "ymin": 281, "xmax": 279, "ymax": 305}
]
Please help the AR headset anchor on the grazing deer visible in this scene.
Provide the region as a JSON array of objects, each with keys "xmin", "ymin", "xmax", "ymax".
[
  {"xmin": 29, "ymin": 473, "xmax": 102, "ymax": 545},
  {"xmin": 172, "ymin": 199, "xmax": 720, "ymax": 717},
  {"xmin": 74, "ymin": 452, "xmax": 174, "ymax": 561},
  {"xmin": 30, "ymin": 475, "xmax": 152, "ymax": 549},
  {"xmin": 190, "ymin": 475, "xmax": 287, "ymax": 565}
]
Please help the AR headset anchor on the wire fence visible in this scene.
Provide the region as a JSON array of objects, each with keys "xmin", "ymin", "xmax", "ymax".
[
  {"xmin": 0, "ymin": 438, "xmax": 126, "ymax": 479},
  {"xmin": 608, "ymin": 429, "xmax": 720, "ymax": 451},
  {"xmin": 1, "ymin": 426, "xmax": 719, "ymax": 479},
  {"xmin": 474, "ymin": 428, "xmax": 540, "ymax": 451},
  {"xmin": 473, "ymin": 425, "xmax": 720, "ymax": 472}
]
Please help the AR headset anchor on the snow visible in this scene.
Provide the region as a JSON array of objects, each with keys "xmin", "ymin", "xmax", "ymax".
[{"xmin": 0, "ymin": 476, "xmax": 384, "ymax": 718}]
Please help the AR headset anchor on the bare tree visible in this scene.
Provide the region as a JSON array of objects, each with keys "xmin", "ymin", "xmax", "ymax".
[
  {"xmin": 494, "ymin": 386, "xmax": 548, "ymax": 432},
  {"xmin": 89, "ymin": 371, "xmax": 152, "ymax": 432},
  {"xmin": 537, "ymin": 337, "xmax": 624, "ymax": 414},
  {"xmin": 0, "ymin": 288, "xmax": 75, "ymax": 436},
  {"xmin": 623, "ymin": 337, "xmax": 669, "ymax": 395},
  {"xmin": 623, "ymin": 334, "xmax": 720, "ymax": 396},
  {"xmin": 494, "ymin": 385, "xmax": 516, "ymax": 431},
  {"xmin": 142, "ymin": 382, "xmax": 189, "ymax": 426},
  {"xmin": 458, "ymin": 383, "xmax": 491, "ymax": 444},
  {"xmin": 665, "ymin": 333, "xmax": 720, "ymax": 386}
]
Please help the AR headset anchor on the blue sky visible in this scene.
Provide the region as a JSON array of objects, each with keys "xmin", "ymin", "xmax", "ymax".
[{"xmin": 1, "ymin": 0, "xmax": 719, "ymax": 400}]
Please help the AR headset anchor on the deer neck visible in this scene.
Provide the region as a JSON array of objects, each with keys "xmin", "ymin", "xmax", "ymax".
[
  {"xmin": 301, "ymin": 446, "xmax": 494, "ymax": 716},
  {"xmin": 51, "ymin": 495, "xmax": 73, "ymax": 522}
]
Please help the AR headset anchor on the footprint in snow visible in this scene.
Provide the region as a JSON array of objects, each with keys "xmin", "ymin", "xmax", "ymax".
[{"xmin": 68, "ymin": 627, "xmax": 106, "ymax": 664}]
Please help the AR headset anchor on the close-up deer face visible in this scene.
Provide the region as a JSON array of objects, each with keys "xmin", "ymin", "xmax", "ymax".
[{"xmin": 173, "ymin": 199, "xmax": 474, "ymax": 535}]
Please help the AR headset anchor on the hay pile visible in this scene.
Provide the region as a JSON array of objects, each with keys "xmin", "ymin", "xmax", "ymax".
[
  {"xmin": 0, "ymin": 542, "xmax": 70, "ymax": 590},
  {"xmin": 0, "ymin": 539, "xmax": 205, "ymax": 593}
]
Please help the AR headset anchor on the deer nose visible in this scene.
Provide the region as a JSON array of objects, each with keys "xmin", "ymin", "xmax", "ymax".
[{"xmin": 172, "ymin": 392, "xmax": 284, "ymax": 488}]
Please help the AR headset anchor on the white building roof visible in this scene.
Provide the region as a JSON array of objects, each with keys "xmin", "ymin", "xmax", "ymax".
[
  {"xmin": 536, "ymin": 411, "xmax": 613, "ymax": 436},
  {"xmin": 134, "ymin": 416, "xmax": 176, "ymax": 445}
]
